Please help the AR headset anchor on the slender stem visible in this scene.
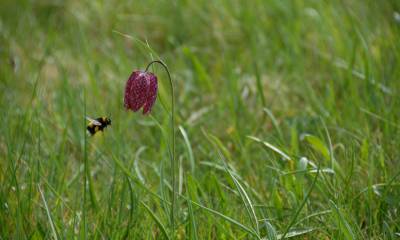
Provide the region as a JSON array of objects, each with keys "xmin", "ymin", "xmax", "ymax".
[
  {"xmin": 83, "ymin": 91, "xmax": 88, "ymax": 239},
  {"xmin": 145, "ymin": 60, "xmax": 176, "ymax": 236}
]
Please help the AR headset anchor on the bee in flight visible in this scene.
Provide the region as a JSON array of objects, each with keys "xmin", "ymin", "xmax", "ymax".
[{"xmin": 86, "ymin": 116, "xmax": 111, "ymax": 136}]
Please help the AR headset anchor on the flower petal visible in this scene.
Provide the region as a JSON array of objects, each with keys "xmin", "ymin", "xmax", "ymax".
[
  {"xmin": 142, "ymin": 73, "xmax": 158, "ymax": 114},
  {"xmin": 124, "ymin": 71, "xmax": 148, "ymax": 111}
]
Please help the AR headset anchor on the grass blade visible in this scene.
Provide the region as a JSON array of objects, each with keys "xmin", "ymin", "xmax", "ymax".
[
  {"xmin": 225, "ymin": 166, "xmax": 259, "ymax": 235},
  {"xmin": 141, "ymin": 201, "xmax": 170, "ymax": 240},
  {"xmin": 280, "ymin": 166, "xmax": 320, "ymax": 239},
  {"xmin": 38, "ymin": 184, "xmax": 59, "ymax": 240},
  {"xmin": 179, "ymin": 126, "xmax": 195, "ymax": 173},
  {"xmin": 263, "ymin": 108, "xmax": 283, "ymax": 140},
  {"xmin": 205, "ymin": 131, "xmax": 261, "ymax": 237},
  {"xmin": 263, "ymin": 220, "xmax": 277, "ymax": 240},
  {"xmin": 277, "ymin": 228, "xmax": 315, "ymax": 239},
  {"xmin": 329, "ymin": 200, "xmax": 356, "ymax": 239},
  {"xmin": 186, "ymin": 176, "xmax": 199, "ymax": 240},
  {"xmin": 300, "ymin": 134, "xmax": 330, "ymax": 161},
  {"xmin": 247, "ymin": 136, "xmax": 291, "ymax": 161},
  {"xmin": 185, "ymin": 196, "xmax": 259, "ymax": 238}
]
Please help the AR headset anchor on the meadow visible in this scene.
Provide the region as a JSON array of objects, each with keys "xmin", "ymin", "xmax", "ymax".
[{"xmin": 1, "ymin": 0, "xmax": 400, "ymax": 239}]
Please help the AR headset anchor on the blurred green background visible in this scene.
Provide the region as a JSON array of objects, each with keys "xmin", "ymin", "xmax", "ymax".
[{"xmin": 1, "ymin": 0, "xmax": 399, "ymax": 239}]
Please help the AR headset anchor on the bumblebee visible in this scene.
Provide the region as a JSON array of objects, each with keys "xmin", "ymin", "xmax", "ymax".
[{"xmin": 86, "ymin": 116, "xmax": 111, "ymax": 136}]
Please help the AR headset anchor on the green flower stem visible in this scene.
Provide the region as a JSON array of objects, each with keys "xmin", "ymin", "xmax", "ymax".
[{"xmin": 145, "ymin": 60, "xmax": 176, "ymax": 236}]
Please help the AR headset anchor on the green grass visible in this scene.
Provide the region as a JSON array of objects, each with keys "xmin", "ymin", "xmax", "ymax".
[{"xmin": 1, "ymin": 0, "xmax": 400, "ymax": 239}]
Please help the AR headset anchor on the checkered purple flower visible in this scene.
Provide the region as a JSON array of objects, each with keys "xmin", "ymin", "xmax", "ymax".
[
  {"xmin": 124, "ymin": 60, "xmax": 178, "ymax": 231},
  {"xmin": 124, "ymin": 70, "xmax": 158, "ymax": 114}
]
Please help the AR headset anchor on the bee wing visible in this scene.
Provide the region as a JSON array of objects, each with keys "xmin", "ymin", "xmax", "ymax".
[{"xmin": 86, "ymin": 116, "xmax": 102, "ymax": 126}]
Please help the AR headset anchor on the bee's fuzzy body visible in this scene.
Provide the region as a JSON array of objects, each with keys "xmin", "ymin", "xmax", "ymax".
[{"xmin": 87, "ymin": 117, "xmax": 111, "ymax": 136}]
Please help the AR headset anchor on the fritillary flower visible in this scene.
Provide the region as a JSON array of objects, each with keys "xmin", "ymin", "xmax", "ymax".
[
  {"xmin": 124, "ymin": 70, "xmax": 158, "ymax": 114},
  {"xmin": 124, "ymin": 60, "xmax": 177, "ymax": 232}
]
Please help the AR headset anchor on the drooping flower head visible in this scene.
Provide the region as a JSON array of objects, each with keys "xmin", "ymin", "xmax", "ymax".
[{"xmin": 124, "ymin": 71, "xmax": 158, "ymax": 114}]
